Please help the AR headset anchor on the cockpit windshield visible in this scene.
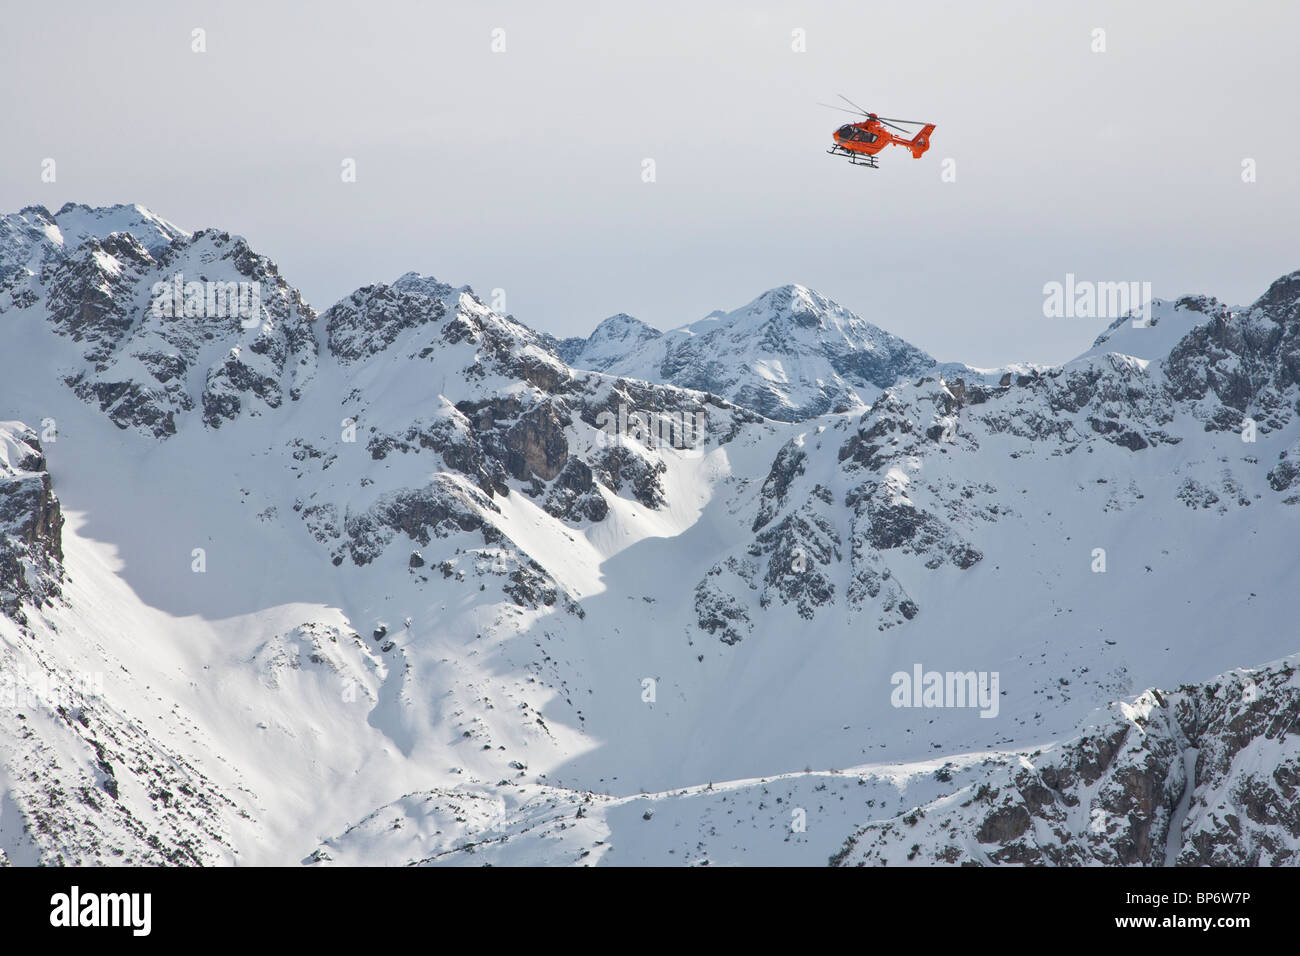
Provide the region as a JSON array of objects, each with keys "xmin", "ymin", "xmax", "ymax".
[{"xmin": 837, "ymin": 125, "xmax": 877, "ymax": 144}]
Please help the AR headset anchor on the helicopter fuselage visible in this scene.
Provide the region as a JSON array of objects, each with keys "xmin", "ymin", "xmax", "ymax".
[{"xmin": 833, "ymin": 119, "xmax": 934, "ymax": 160}]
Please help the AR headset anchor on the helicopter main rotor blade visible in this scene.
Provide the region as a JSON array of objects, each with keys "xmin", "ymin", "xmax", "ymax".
[
  {"xmin": 819, "ymin": 102, "xmax": 868, "ymax": 116},
  {"xmin": 876, "ymin": 116, "xmax": 927, "ymax": 126},
  {"xmin": 878, "ymin": 119, "xmax": 911, "ymax": 134},
  {"xmin": 837, "ymin": 93, "xmax": 873, "ymax": 116}
]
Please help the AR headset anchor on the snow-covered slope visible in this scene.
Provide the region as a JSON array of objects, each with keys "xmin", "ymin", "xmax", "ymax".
[
  {"xmin": 1, "ymin": 203, "xmax": 1297, "ymax": 867},
  {"xmin": 303, "ymin": 655, "xmax": 1300, "ymax": 867}
]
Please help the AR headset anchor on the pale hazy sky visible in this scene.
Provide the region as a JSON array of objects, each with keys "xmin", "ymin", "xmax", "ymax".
[{"xmin": 3, "ymin": 0, "xmax": 1296, "ymax": 366}]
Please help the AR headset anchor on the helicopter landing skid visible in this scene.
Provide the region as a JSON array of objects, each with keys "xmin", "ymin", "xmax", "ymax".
[{"xmin": 827, "ymin": 146, "xmax": 878, "ymax": 168}]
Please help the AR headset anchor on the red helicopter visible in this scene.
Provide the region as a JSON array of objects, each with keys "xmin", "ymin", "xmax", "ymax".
[{"xmin": 822, "ymin": 95, "xmax": 936, "ymax": 168}]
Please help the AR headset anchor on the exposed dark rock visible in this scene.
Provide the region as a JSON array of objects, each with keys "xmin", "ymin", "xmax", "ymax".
[
  {"xmin": 0, "ymin": 424, "xmax": 64, "ymax": 624},
  {"xmin": 833, "ymin": 661, "xmax": 1300, "ymax": 866}
]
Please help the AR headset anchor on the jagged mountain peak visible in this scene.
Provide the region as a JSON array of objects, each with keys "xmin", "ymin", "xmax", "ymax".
[
  {"xmin": 8, "ymin": 201, "xmax": 188, "ymax": 260},
  {"xmin": 698, "ymin": 282, "xmax": 842, "ymax": 330},
  {"xmin": 594, "ymin": 311, "xmax": 655, "ymax": 332},
  {"xmin": 680, "ymin": 282, "xmax": 924, "ymax": 364},
  {"xmin": 558, "ymin": 312, "xmax": 662, "ymax": 370},
  {"xmin": 390, "ymin": 270, "xmax": 467, "ymax": 301},
  {"xmin": 1084, "ymin": 270, "xmax": 1300, "ymax": 370},
  {"xmin": 571, "ymin": 282, "xmax": 940, "ymax": 420},
  {"xmin": 1252, "ymin": 267, "xmax": 1300, "ymax": 322},
  {"xmin": 1083, "ymin": 297, "xmax": 1227, "ymax": 364},
  {"xmin": 323, "ymin": 273, "xmax": 459, "ymax": 363},
  {"xmin": 0, "ymin": 218, "xmax": 317, "ymax": 438},
  {"xmin": 320, "ymin": 271, "xmax": 569, "ymax": 399},
  {"xmin": 1075, "ymin": 268, "xmax": 1300, "ymax": 439}
]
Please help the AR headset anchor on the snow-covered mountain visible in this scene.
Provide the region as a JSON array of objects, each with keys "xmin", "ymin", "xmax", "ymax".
[
  {"xmin": 1, "ymin": 203, "xmax": 1297, "ymax": 867},
  {"xmin": 0, "ymin": 203, "xmax": 188, "ymax": 283},
  {"xmin": 555, "ymin": 313, "xmax": 662, "ymax": 371},
  {"xmin": 558, "ymin": 284, "xmax": 980, "ymax": 421}
]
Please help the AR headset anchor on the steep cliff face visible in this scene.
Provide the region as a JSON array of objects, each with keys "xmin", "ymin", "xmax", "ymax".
[{"xmin": 0, "ymin": 424, "xmax": 63, "ymax": 626}]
